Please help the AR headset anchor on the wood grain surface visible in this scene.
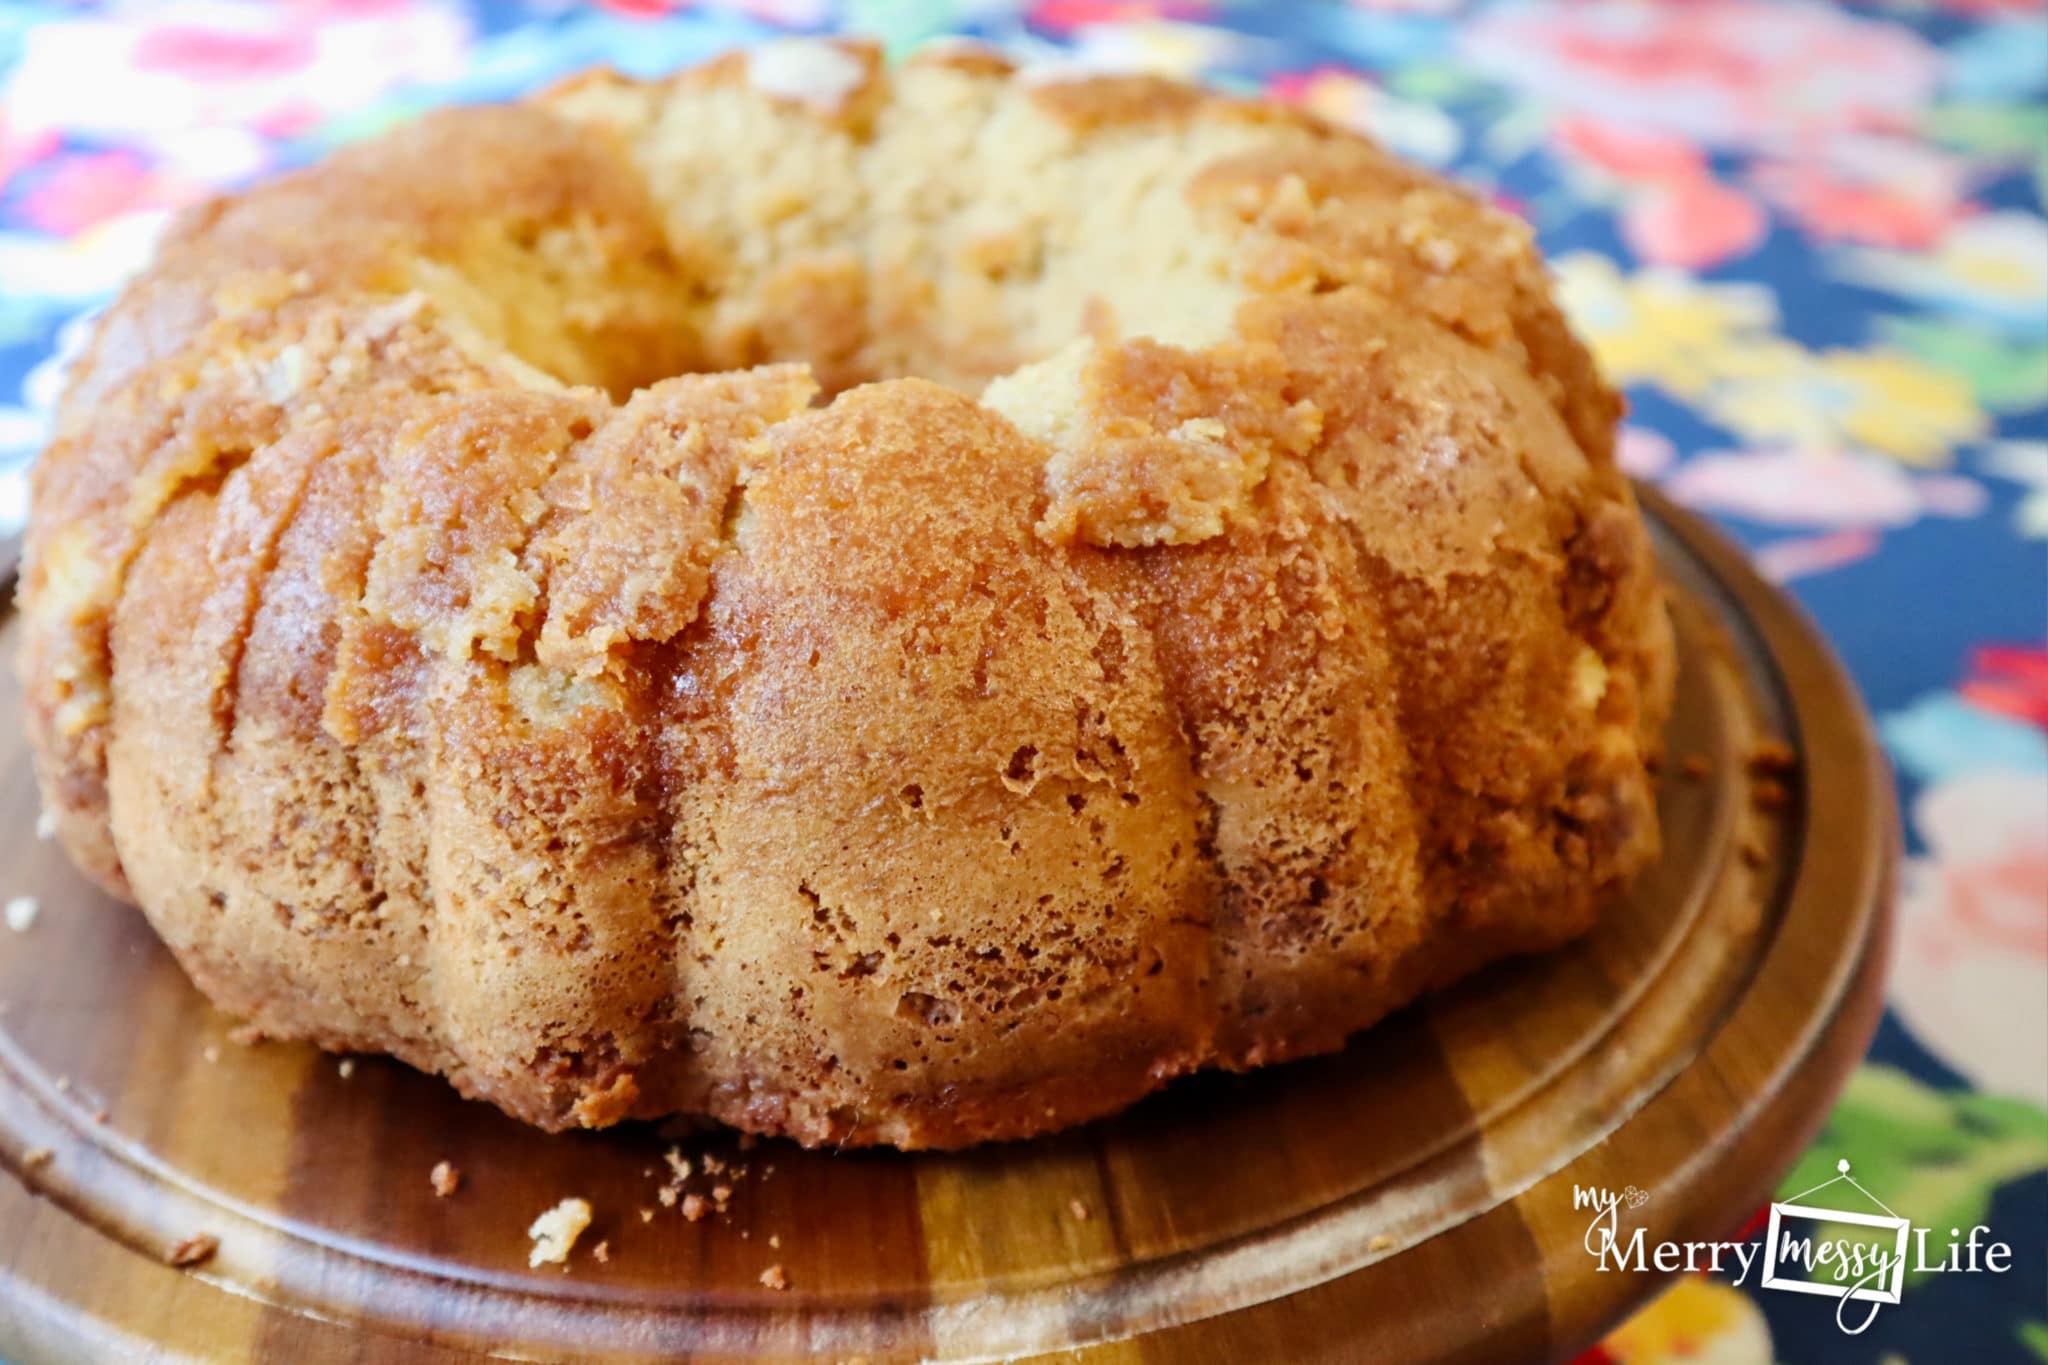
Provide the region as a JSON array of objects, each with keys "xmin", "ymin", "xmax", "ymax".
[{"xmin": 0, "ymin": 490, "xmax": 1895, "ymax": 1364}]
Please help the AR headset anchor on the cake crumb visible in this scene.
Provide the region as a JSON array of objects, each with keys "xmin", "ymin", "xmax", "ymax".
[
  {"xmin": 527, "ymin": 1197, "xmax": 593, "ymax": 1268},
  {"xmin": 1068, "ymin": 1198, "xmax": 1090, "ymax": 1221},
  {"xmin": 569, "ymin": 1071, "xmax": 640, "ymax": 1128},
  {"xmin": 639, "ymin": 1208, "xmax": 654, "ymax": 1223},
  {"xmin": 228, "ymin": 1023, "xmax": 265, "ymax": 1047},
  {"xmin": 336, "ymin": 1058, "xmax": 355, "ymax": 1080},
  {"xmin": 592, "ymin": 1239, "xmax": 610, "ymax": 1264},
  {"xmin": 769, "ymin": 1233, "xmax": 781, "ymax": 1249},
  {"xmin": 1367, "ymin": 1233, "xmax": 1395, "ymax": 1253},
  {"xmin": 5, "ymin": 896, "xmax": 40, "ymax": 933},
  {"xmin": 759, "ymin": 1263, "xmax": 788, "ymax": 1291},
  {"xmin": 430, "ymin": 1160, "xmax": 461, "ymax": 1197},
  {"xmin": 22, "ymin": 1147, "xmax": 52, "ymax": 1170},
  {"xmin": 35, "ymin": 809, "xmax": 56, "ymax": 841},
  {"xmin": 681, "ymin": 1192, "xmax": 710, "ymax": 1222},
  {"xmin": 202, "ymin": 1045, "xmax": 221, "ymax": 1064},
  {"xmin": 658, "ymin": 1184, "xmax": 679, "ymax": 1208},
  {"xmin": 166, "ymin": 1234, "xmax": 218, "ymax": 1268},
  {"xmin": 664, "ymin": 1146, "xmax": 692, "ymax": 1183}
]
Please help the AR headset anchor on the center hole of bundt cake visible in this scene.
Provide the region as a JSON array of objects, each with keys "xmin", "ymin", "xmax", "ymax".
[{"xmin": 445, "ymin": 50, "xmax": 1274, "ymax": 403}]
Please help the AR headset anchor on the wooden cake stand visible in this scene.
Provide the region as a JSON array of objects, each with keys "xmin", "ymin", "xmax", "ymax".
[{"xmin": 0, "ymin": 489, "xmax": 1895, "ymax": 1364}]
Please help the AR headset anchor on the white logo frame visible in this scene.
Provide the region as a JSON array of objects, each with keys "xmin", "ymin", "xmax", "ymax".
[{"xmin": 1759, "ymin": 1201, "xmax": 1911, "ymax": 1305}]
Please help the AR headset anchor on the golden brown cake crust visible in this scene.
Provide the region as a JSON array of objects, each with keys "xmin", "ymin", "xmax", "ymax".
[{"xmin": 17, "ymin": 40, "xmax": 1674, "ymax": 1149}]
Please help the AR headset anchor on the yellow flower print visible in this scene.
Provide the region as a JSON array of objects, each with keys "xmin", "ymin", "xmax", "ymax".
[
  {"xmin": 1714, "ymin": 348, "xmax": 1987, "ymax": 467},
  {"xmin": 1555, "ymin": 253, "xmax": 1989, "ymax": 467},
  {"xmin": 1554, "ymin": 253, "xmax": 1779, "ymax": 399},
  {"xmin": 1837, "ymin": 211, "xmax": 2048, "ymax": 337},
  {"xmin": 1600, "ymin": 1275, "xmax": 1775, "ymax": 1364}
]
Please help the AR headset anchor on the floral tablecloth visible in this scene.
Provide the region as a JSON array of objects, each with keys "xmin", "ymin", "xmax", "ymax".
[{"xmin": 0, "ymin": 2, "xmax": 2042, "ymax": 1361}]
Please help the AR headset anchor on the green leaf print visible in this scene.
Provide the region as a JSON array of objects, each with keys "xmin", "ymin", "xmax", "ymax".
[{"xmin": 1878, "ymin": 316, "xmax": 2048, "ymax": 414}]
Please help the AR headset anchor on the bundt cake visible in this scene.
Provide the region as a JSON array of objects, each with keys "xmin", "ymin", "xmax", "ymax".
[{"xmin": 16, "ymin": 38, "xmax": 1674, "ymax": 1149}]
